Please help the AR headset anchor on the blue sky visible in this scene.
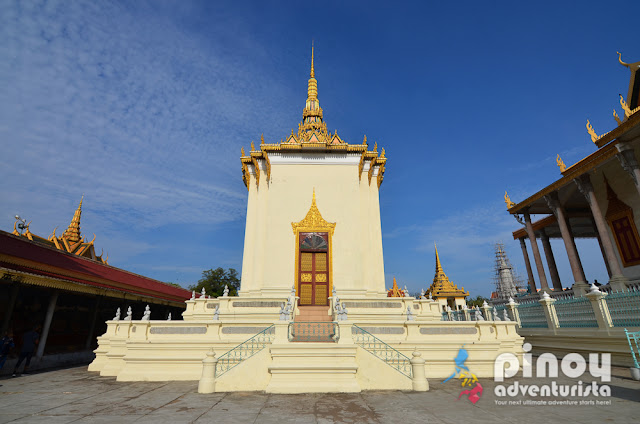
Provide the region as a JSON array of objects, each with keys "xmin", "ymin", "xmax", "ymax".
[{"xmin": 1, "ymin": 0, "xmax": 638, "ymax": 296}]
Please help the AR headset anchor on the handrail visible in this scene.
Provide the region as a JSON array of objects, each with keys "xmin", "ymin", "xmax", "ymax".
[
  {"xmin": 352, "ymin": 324, "xmax": 412, "ymax": 378},
  {"xmin": 215, "ymin": 325, "xmax": 275, "ymax": 377},
  {"xmin": 288, "ymin": 321, "xmax": 339, "ymax": 342}
]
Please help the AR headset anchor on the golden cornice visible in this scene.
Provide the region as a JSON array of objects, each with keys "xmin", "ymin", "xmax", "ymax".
[
  {"xmin": 368, "ymin": 156, "xmax": 377, "ymax": 185},
  {"xmin": 251, "ymin": 156, "xmax": 260, "ymax": 187}
]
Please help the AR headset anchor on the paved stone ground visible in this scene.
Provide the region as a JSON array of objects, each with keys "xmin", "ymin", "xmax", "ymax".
[{"xmin": 0, "ymin": 366, "xmax": 637, "ymax": 423}]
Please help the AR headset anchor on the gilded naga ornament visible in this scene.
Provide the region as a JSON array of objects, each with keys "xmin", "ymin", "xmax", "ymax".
[
  {"xmin": 613, "ymin": 109, "xmax": 622, "ymax": 125},
  {"xmin": 556, "ymin": 154, "xmax": 566, "ymax": 172},
  {"xmin": 620, "ymin": 94, "xmax": 632, "ymax": 118},
  {"xmin": 586, "ymin": 120, "xmax": 598, "ymax": 143},
  {"xmin": 504, "ymin": 191, "xmax": 515, "ymax": 209}
]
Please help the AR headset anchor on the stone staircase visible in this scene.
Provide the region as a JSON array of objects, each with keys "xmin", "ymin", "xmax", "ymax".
[{"xmin": 296, "ymin": 305, "xmax": 332, "ymax": 322}]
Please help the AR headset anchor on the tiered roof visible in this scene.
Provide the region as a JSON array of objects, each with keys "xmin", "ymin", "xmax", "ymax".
[
  {"xmin": 240, "ymin": 48, "xmax": 387, "ymax": 188},
  {"xmin": 426, "ymin": 244, "xmax": 469, "ymax": 299},
  {"xmin": 12, "ymin": 196, "xmax": 108, "ymax": 264}
]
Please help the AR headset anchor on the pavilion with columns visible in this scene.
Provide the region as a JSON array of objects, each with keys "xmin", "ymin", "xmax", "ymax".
[{"xmin": 506, "ymin": 53, "xmax": 640, "ymax": 295}]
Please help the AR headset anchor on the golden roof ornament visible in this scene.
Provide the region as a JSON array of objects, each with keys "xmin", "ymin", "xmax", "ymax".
[
  {"xmin": 241, "ymin": 147, "xmax": 245, "ymax": 157},
  {"xmin": 291, "ymin": 189, "xmax": 336, "ymax": 235},
  {"xmin": 362, "ymin": 135, "xmax": 367, "ymax": 145},
  {"xmin": 261, "ymin": 133, "xmax": 265, "ymax": 145},
  {"xmin": 556, "ymin": 154, "xmax": 566, "ymax": 172},
  {"xmin": 251, "ymin": 141, "xmax": 255, "ymax": 151},
  {"xmin": 373, "ymin": 142, "xmax": 377, "ymax": 152},
  {"xmin": 504, "ymin": 191, "xmax": 515, "ymax": 209},
  {"xmin": 613, "ymin": 109, "xmax": 622, "ymax": 125},
  {"xmin": 380, "ymin": 148, "xmax": 386, "ymax": 159},
  {"xmin": 618, "ymin": 51, "xmax": 631, "ymax": 68},
  {"xmin": 387, "ymin": 277, "xmax": 404, "ymax": 297},
  {"xmin": 620, "ymin": 94, "xmax": 632, "ymax": 118},
  {"xmin": 586, "ymin": 119, "xmax": 598, "ymax": 143}
]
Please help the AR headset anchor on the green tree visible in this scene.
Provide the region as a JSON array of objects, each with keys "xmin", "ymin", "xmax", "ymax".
[
  {"xmin": 188, "ymin": 268, "xmax": 240, "ymax": 297},
  {"xmin": 467, "ymin": 295, "xmax": 489, "ymax": 308},
  {"xmin": 164, "ymin": 282, "xmax": 183, "ymax": 288}
]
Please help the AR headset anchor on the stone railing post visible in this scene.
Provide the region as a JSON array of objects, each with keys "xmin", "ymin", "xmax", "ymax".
[
  {"xmin": 273, "ymin": 321, "xmax": 290, "ymax": 343},
  {"xmin": 410, "ymin": 350, "xmax": 429, "ymax": 391},
  {"xmin": 462, "ymin": 307, "xmax": 471, "ymax": 321},
  {"xmin": 539, "ymin": 292, "xmax": 559, "ymax": 332},
  {"xmin": 198, "ymin": 349, "xmax": 218, "ymax": 394},
  {"xmin": 585, "ymin": 284, "xmax": 613, "ymax": 329},
  {"xmin": 336, "ymin": 321, "xmax": 353, "ymax": 345},
  {"xmin": 481, "ymin": 302, "xmax": 493, "ymax": 321},
  {"xmin": 506, "ymin": 298, "xmax": 521, "ymax": 326}
]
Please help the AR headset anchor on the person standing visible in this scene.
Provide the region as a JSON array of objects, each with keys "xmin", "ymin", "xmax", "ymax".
[
  {"xmin": 0, "ymin": 330, "xmax": 15, "ymax": 370},
  {"xmin": 12, "ymin": 326, "xmax": 40, "ymax": 377}
]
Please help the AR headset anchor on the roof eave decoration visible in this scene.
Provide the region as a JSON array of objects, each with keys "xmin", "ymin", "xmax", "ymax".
[{"xmin": 291, "ymin": 190, "xmax": 336, "ymax": 235}]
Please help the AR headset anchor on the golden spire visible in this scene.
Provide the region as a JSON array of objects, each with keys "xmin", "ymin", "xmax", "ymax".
[
  {"xmin": 310, "ymin": 44, "xmax": 315, "ymax": 78},
  {"xmin": 387, "ymin": 277, "xmax": 404, "ymax": 297},
  {"xmin": 241, "ymin": 147, "xmax": 245, "ymax": 156},
  {"xmin": 63, "ymin": 195, "xmax": 83, "ymax": 243},
  {"xmin": 434, "ymin": 242, "xmax": 443, "ymax": 274}
]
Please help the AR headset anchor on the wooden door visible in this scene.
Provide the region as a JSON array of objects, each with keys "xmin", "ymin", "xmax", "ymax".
[{"xmin": 298, "ymin": 233, "xmax": 329, "ymax": 306}]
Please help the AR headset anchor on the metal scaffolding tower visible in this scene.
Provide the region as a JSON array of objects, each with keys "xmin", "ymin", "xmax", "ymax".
[{"xmin": 492, "ymin": 243, "xmax": 524, "ymax": 299}]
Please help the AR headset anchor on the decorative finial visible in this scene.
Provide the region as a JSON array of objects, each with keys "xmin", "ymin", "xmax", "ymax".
[
  {"xmin": 312, "ymin": 188, "xmax": 316, "ymax": 204},
  {"xmin": 556, "ymin": 154, "xmax": 566, "ymax": 172},
  {"xmin": 261, "ymin": 133, "xmax": 265, "ymax": 145},
  {"xmin": 617, "ymin": 51, "xmax": 630, "ymax": 68},
  {"xmin": 504, "ymin": 191, "xmax": 515, "ymax": 209},
  {"xmin": 241, "ymin": 147, "xmax": 245, "ymax": 156},
  {"xmin": 310, "ymin": 43, "xmax": 315, "ymax": 78},
  {"xmin": 586, "ymin": 119, "xmax": 598, "ymax": 143},
  {"xmin": 373, "ymin": 142, "xmax": 377, "ymax": 152},
  {"xmin": 251, "ymin": 141, "xmax": 255, "ymax": 151},
  {"xmin": 613, "ymin": 109, "xmax": 622, "ymax": 125},
  {"xmin": 362, "ymin": 135, "xmax": 367, "ymax": 145},
  {"xmin": 380, "ymin": 148, "xmax": 386, "ymax": 159},
  {"xmin": 620, "ymin": 94, "xmax": 632, "ymax": 118}
]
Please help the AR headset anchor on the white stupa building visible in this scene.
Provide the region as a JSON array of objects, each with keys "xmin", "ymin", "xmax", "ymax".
[{"xmin": 88, "ymin": 50, "xmax": 523, "ymax": 393}]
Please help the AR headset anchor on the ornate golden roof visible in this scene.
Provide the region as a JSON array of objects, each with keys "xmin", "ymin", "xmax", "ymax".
[
  {"xmin": 426, "ymin": 244, "xmax": 468, "ymax": 298},
  {"xmin": 12, "ymin": 196, "xmax": 108, "ymax": 264},
  {"xmin": 291, "ymin": 189, "xmax": 336, "ymax": 236},
  {"xmin": 240, "ymin": 48, "xmax": 387, "ymax": 188},
  {"xmin": 387, "ymin": 277, "xmax": 404, "ymax": 297}
]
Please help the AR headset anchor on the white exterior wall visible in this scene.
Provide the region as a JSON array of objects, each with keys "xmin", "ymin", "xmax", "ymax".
[{"xmin": 239, "ymin": 152, "xmax": 386, "ymax": 298}]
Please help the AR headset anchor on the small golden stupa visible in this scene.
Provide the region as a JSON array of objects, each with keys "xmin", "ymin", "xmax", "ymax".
[{"xmin": 425, "ymin": 243, "xmax": 468, "ymax": 309}]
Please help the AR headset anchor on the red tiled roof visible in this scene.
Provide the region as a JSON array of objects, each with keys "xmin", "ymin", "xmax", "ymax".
[{"xmin": 0, "ymin": 231, "xmax": 191, "ymax": 303}]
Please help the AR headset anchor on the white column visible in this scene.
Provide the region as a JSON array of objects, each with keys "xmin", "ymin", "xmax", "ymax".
[{"xmin": 36, "ymin": 291, "xmax": 59, "ymax": 358}]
